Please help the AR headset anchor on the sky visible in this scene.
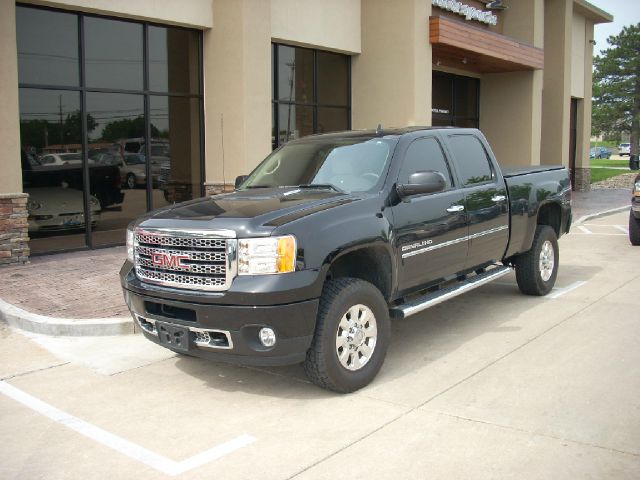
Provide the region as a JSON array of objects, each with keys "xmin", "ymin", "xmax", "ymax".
[{"xmin": 586, "ymin": 0, "xmax": 640, "ymax": 56}]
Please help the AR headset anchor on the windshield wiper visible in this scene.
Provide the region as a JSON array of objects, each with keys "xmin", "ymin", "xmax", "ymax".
[
  {"xmin": 244, "ymin": 185, "xmax": 273, "ymax": 189},
  {"xmin": 295, "ymin": 184, "xmax": 345, "ymax": 193}
]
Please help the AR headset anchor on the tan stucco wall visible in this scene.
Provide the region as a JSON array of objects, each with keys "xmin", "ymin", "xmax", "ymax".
[
  {"xmin": 22, "ymin": 0, "xmax": 213, "ymax": 28},
  {"xmin": 0, "ymin": 1, "xmax": 23, "ymax": 193},
  {"xmin": 480, "ymin": 71, "xmax": 543, "ymax": 167},
  {"xmin": 500, "ymin": 0, "xmax": 544, "ymax": 47},
  {"xmin": 352, "ymin": 0, "xmax": 431, "ymax": 129},
  {"xmin": 271, "ymin": 0, "xmax": 361, "ymax": 54},
  {"xmin": 203, "ymin": 0, "xmax": 272, "ymax": 186},
  {"xmin": 541, "ymin": 0, "xmax": 572, "ymax": 166},
  {"xmin": 576, "ymin": 18, "xmax": 595, "ymax": 170},
  {"xmin": 479, "ymin": 0, "xmax": 543, "ymax": 167},
  {"xmin": 571, "ymin": 13, "xmax": 586, "ymax": 98}
]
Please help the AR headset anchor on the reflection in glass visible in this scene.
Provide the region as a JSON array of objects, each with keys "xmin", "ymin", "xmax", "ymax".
[
  {"xmin": 318, "ymin": 107, "xmax": 349, "ymax": 134},
  {"xmin": 84, "ymin": 17, "xmax": 143, "ymax": 90},
  {"xmin": 152, "ymin": 96, "xmax": 202, "ymax": 208},
  {"xmin": 86, "ymin": 93, "xmax": 143, "ymax": 246},
  {"xmin": 277, "ymin": 46, "xmax": 313, "ymax": 103},
  {"xmin": 278, "ymin": 104, "xmax": 314, "ymax": 144},
  {"xmin": 19, "ymin": 89, "xmax": 87, "ymax": 253},
  {"xmin": 148, "ymin": 26, "xmax": 200, "ymax": 94},
  {"xmin": 16, "ymin": 7, "xmax": 79, "ymax": 87},
  {"xmin": 317, "ymin": 52, "xmax": 349, "ymax": 106}
]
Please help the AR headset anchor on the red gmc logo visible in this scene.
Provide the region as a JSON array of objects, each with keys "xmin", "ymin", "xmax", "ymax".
[{"xmin": 151, "ymin": 253, "xmax": 190, "ymax": 269}]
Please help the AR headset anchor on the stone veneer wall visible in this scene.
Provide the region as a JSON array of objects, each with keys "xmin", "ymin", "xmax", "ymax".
[
  {"xmin": 204, "ymin": 183, "xmax": 235, "ymax": 196},
  {"xmin": 0, "ymin": 193, "xmax": 29, "ymax": 265},
  {"xmin": 573, "ymin": 168, "xmax": 591, "ymax": 192}
]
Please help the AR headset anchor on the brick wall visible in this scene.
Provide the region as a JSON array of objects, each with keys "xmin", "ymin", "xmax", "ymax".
[{"xmin": 0, "ymin": 193, "xmax": 29, "ymax": 265}]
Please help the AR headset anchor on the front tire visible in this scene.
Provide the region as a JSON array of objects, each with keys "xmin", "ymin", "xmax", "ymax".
[
  {"xmin": 515, "ymin": 225, "xmax": 559, "ymax": 296},
  {"xmin": 304, "ymin": 278, "xmax": 390, "ymax": 393},
  {"xmin": 630, "ymin": 210, "xmax": 640, "ymax": 246},
  {"xmin": 126, "ymin": 173, "xmax": 136, "ymax": 189}
]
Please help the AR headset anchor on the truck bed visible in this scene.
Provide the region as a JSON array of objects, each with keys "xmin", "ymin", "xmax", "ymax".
[{"xmin": 502, "ymin": 165, "xmax": 565, "ymax": 178}]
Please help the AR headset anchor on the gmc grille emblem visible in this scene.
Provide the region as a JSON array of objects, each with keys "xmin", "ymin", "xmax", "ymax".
[{"xmin": 151, "ymin": 252, "xmax": 190, "ymax": 269}]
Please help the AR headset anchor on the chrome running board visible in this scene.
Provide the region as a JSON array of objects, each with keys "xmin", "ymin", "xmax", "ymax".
[{"xmin": 391, "ymin": 265, "xmax": 512, "ymax": 319}]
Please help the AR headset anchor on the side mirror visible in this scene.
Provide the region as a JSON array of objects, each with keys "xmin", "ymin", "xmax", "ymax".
[
  {"xmin": 235, "ymin": 175, "xmax": 248, "ymax": 189},
  {"xmin": 396, "ymin": 171, "xmax": 447, "ymax": 198},
  {"xmin": 630, "ymin": 154, "xmax": 639, "ymax": 171}
]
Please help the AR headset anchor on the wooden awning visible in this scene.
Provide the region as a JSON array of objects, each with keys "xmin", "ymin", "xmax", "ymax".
[{"xmin": 430, "ymin": 16, "xmax": 544, "ymax": 74}]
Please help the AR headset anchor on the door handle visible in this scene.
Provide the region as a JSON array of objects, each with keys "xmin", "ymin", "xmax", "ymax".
[
  {"xmin": 446, "ymin": 205, "xmax": 465, "ymax": 213},
  {"xmin": 491, "ymin": 195, "xmax": 507, "ymax": 202}
]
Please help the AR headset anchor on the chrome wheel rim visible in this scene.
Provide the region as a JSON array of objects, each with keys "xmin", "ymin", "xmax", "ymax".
[
  {"xmin": 539, "ymin": 240, "xmax": 555, "ymax": 282},
  {"xmin": 335, "ymin": 304, "xmax": 377, "ymax": 371}
]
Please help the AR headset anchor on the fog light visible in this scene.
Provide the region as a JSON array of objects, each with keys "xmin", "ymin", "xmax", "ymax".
[{"xmin": 259, "ymin": 327, "xmax": 276, "ymax": 347}]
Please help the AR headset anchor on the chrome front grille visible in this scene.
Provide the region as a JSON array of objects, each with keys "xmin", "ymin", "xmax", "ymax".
[{"xmin": 134, "ymin": 228, "xmax": 237, "ymax": 291}]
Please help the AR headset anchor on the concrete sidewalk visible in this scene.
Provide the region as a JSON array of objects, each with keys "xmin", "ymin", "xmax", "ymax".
[{"xmin": 0, "ymin": 187, "xmax": 633, "ymax": 336}]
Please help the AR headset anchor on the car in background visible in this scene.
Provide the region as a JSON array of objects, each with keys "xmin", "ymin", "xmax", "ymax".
[
  {"xmin": 39, "ymin": 153, "xmax": 95, "ymax": 166},
  {"xmin": 120, "ymin": 153, "xmax": 149, "ymax": 189},
  {"xmin": 589, "ymin": 146, "xmax": 612, "ymax": 159},
  {"xmin": 26, "ymin": 187, "xmax": 101, "ymax": 233},
  {"xmin": 619, "ymin": 143, "xmax": 631, "ymax": 156},
  {"xmin": 630, "ymin": 174, "xmax": 640, "ymax": 246}
]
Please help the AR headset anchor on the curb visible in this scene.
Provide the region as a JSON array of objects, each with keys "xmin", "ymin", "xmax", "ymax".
[
  {"xmin": 0, "ymin": 297, "xmax": 135, "ymax": 337},
  {"xmin": 574, "ymin": 205, "xmax": 630, "ymax": 226}
]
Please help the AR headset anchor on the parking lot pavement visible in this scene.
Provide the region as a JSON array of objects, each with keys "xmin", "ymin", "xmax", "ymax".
[{"xmin": 1, "ymin": 210, "xmax": 639, "ymax": 480}]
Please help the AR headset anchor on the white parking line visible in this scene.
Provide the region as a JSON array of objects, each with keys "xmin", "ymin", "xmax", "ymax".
[
  {"xmin": 0, "ymin": 381, "xmax": 256, "ymax": 476},
  {"xmin": 577, "ymin": 225, "xmax": 592, "ymax": 234},
  {"xmin": 549, "ymin": 281, "xmax": 588, "ymax": 299},
  {"xmin": 613, "ymin": 225, "xmax": 629, "ymax": 234}
]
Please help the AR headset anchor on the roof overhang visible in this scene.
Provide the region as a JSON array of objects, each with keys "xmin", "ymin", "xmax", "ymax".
[
  {"xmin": 430, "ymin": 15, "xmax": 544, "ymax": 74},
  {"xmin": 573, "ymin": 0, "xmax": 613, "ymax": 24}
]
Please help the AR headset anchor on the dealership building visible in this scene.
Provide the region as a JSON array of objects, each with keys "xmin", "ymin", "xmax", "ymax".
[{"xmin": 0, "ymin": 0, "xmax": 611, "ymax": 264}]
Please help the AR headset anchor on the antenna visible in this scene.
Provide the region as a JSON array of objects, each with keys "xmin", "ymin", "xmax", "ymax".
[
  {"xmin": 376, "ymin": 124, "xmax": 383, "ymax": 135},
  {"xmin": 221, "ymin": 113, "xmax": 226, "ymax": 191}
]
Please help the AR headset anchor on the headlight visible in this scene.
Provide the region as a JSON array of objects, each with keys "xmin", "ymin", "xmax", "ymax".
[
  {"xmin": 126, "ymin": 227, "xmax": 135, "ymax": 263},
  {"xmin": 90, "ymin": 196, "xmax": 101, "ymax": 208},
  {"xmin": 634, "ymin": 181, "xmax": 640, "ymax": 196},
  {"xmin": 238, "ymin": 235, "xmax": 296, "ymax": 275}
]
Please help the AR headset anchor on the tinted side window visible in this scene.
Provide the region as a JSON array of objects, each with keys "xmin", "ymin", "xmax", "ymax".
[
  {"xmin": 448, "ymin": 135, "xmax": 493, "ymax": 186},
  {"xmin": 398, "ymin": 137, "xmax": 453, "ymax": 189}
]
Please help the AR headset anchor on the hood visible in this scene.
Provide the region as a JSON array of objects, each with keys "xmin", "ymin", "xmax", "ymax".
[{"xmin": 139, "ymin": 187, "xmax": 360, "ymax": 235}]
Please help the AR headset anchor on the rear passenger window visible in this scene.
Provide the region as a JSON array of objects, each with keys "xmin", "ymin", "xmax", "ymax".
[
  {"xmin": 398, "ymin": 137, "xmax": 453, "ymax": 189},
  {"xmin": 448, "ymin": 135, "xmax": 494, "ymax": 186}
]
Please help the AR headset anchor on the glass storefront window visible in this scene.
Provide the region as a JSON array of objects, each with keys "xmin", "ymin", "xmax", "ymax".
[
  {"xmin": 86, "ymin": 93, "xmax": 145, "ymax": 247},
  {"xmin": 317, "ymin": 51, "xmax": 349, "ymax": 106},
  {"xmin": 151, "ymin": 96, "xmax": 202, "ymax": 207},
  {"xmin": 272, "ymin": 44, "xmax": 350, "ymax": 149},
  {"xmin": 278, "ymin": 104, "xmax": 314, "ymax": 144},
  {"xmin": 277, "ymin": 46, "xmax": 314, "ymax": 104},
  {"xmin": 16, "ymin": 5, "xmax": 204, "ymax": 254},
  {"xmin": 16, "ymin": 7, "xmax": 79, "ymax": 87},
  {"xmin": 148, "ymin": 26, "xmax": 200, "ymax": 94},
  {"xmin": 84, "ymin": 17, "xmax": 143, "ymax": 91},
  {"xmin": 19, "ymin": 89, "xmax": 86, "ymax": 254}
]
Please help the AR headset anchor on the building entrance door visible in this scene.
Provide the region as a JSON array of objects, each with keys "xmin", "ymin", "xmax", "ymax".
[{"xmin": 432, "ymin": 72, "xmax": 479, "ymax": 128}]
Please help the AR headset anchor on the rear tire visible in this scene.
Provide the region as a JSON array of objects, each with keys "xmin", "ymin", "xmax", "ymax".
[
  {"xmin": 630, "ymin": 210, "xmax": 640, "ymax": 246},
  {"xmin": 304, "ymin": 278, "xmax": 390, "ymax": 393},
  {"xmin": 515, "ymin": 225, "xmax": 559, "ymax": 296}
]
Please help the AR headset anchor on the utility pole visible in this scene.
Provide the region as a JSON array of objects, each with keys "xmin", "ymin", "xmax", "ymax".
[{"xmin": 58, "ymin": 94, "xmax": 64, "ymax": 147}]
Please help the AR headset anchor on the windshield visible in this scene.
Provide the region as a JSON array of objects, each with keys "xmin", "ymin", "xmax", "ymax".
[{"xmin": 240, "ymin": 137, "xmax": 397, "ymax": 193}]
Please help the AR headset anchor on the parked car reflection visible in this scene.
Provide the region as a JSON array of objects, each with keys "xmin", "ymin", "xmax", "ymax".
[
  {"xmin": 38, "ymin": 152, "xmax": 95, "ymax": 166},
  {"xmin": 26, "ymin": 187, "xmax": 101, "ymax": 234}
]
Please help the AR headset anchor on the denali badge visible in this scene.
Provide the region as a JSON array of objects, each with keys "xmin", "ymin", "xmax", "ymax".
[{"xmin": 151, "ymin": 252, "xmax": 190, "ymax": 269}]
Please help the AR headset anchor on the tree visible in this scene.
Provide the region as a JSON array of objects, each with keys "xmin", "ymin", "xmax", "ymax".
[
  {"xmin": 101, "ymin": 116, "xmax": 160, "ymax": 142},
  {"xmin": 592, "ymin": 24, "xmax": 640, "ymax": 157}
]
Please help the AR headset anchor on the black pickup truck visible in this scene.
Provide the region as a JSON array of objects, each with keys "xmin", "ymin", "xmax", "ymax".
[{"xmin": 121, "ymin": 127, "xmax": 571, "ymax": 392}]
